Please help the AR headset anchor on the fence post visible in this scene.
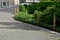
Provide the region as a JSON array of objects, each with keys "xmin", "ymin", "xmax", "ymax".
[
  {"xmin": 14, "ymin": 7, "xmax": 17, "ymax": 15},
  {"xmin": 14, "ymin": 7, "xmax": 19, "ymax": 15},
  {"xmin": 25, "ymin": 10, "xmax": 28, "ymax": 21},
  {"xmin": 17, "ymin": 6, "xmax": 19, "ymax": 13},
  {"xmin": 36, "ymin": 11, "xmax": 39, "ymax": 26},
  {"xmin": 53, "ymin": 13, "xmax": 56, "ymax": 31}
]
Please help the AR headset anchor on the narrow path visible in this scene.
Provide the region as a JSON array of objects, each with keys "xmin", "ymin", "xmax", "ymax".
[{"xmin": 0, "ymin": 8, "xmax": 60, "ymax": 40}]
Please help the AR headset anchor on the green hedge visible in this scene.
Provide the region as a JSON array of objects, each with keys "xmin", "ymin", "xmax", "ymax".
[
  {"xmin": 15, "ymin": 2, "xmax": 60, "ymax": 32},
  {"xmin": 25, "ymin": 2, "xmax": 60, "ymax": 14},
  {"xmin": 19, "ymin": 5, "xmax": 26, "ymax": 12}
]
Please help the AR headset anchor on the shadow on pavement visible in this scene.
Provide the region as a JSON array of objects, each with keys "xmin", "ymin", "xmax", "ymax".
[
  {"xmin": 0, "ymin": 22, "xmax": 41, "ymax": 31},
  {"xmin": 0, "ymin": 7, "xmax": 41, "ymax": 31},
  {"xmin": 0, "ymin": 7, "xmax": 15, "ymax": 14}
]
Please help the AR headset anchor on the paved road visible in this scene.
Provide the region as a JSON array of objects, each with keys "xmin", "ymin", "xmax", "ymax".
[{"xmin": 0, "ymin": 8, "xmax": 60, "ymax": 40}]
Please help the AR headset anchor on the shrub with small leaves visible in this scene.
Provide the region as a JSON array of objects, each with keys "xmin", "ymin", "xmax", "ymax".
[
  {"xmin": 19, "ymin": 5, "xmax": 26, "ymax": 12},
  {"xmin": 34, "ymin": 10, "xmax": 39, "ymax": 19}
]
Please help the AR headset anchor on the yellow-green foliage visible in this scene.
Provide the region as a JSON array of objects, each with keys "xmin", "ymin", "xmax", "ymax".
[
  {"xmin": 40, "ymin": 0, "xmax": 59, "ymax": 2},
  {"xmin": 34, "ymin": 10, "xmax": 39, "ymax": 19},
  {"xmin": 41, "ymin": 0, "xmax": 52, "ymax": 2}
]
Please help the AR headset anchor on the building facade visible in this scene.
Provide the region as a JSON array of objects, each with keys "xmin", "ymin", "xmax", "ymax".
[
  {"xmin": 0, "ymin": 0, "xmax": 19, "ymax": 9},
  {"xmin": 20, "ymin": 0, "xmax": 40, "ymax": 3},
  {"xmin": 26, "ymin": 0, "xmax": 40, "ymax": 2},
  {"xmin": 20, "ymin": 0, "xmax": 40, "ymax": 5}
]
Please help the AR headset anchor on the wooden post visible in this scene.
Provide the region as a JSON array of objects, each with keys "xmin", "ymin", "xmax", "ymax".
[
  {"xmin": 14, "ymin": 7, "xmax": 19, "ymax": 15},
  {"xmin": 53, "ymin": 13, "xmax": 56, "ymax": 31},
  {"xmin": 25, "ymin": 10, "xmax": 28, "ymax": 20},
  {"xmin": 36, "ymin": 11, "xmax": 39, "ymax": 26},
  {"xmin": 17, "ymin": 6, "xmax": 19, "ymax": 13},
  {"xmin": 14, "ymin": 7, "xmax": 17, "ymax": 15}
]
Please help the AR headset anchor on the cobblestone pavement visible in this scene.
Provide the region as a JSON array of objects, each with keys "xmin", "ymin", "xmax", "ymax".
[{"xmin": 0, "ymin": 8, "xmax": 60, "ymax": 40}]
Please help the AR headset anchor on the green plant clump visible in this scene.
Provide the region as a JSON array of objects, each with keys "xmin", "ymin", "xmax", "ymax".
[{"xmin": 14, "ymin": 2, "xmax": 60, "ymax": 32}]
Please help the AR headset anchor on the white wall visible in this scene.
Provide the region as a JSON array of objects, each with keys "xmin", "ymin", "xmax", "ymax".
[
  {"xmin": 14, "ymin": 0, "xmax": 19, "ymax": 6},
  {"xmin": 26, "ymin": 0, "xmax": 40, "ymax": 2},
  {"xmin": 26, "ymin": 0, "xmax": 33, "ymax": 2}
]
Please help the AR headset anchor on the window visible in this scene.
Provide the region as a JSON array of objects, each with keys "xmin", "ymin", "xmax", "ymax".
[
  {"xmin": 35, "ymin": 0, "xmax": 40, "ymax": 2},
  {"xmin": 3, "ymin": 2, "xmax": 6, "ymax": 6},
  {"xmin": 27, "ymin": 0, "xmax": 33, "ymax": 2},
  {"xmin": 26, "ymin": 0, "xmax": 40, "ymax": 2}
]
